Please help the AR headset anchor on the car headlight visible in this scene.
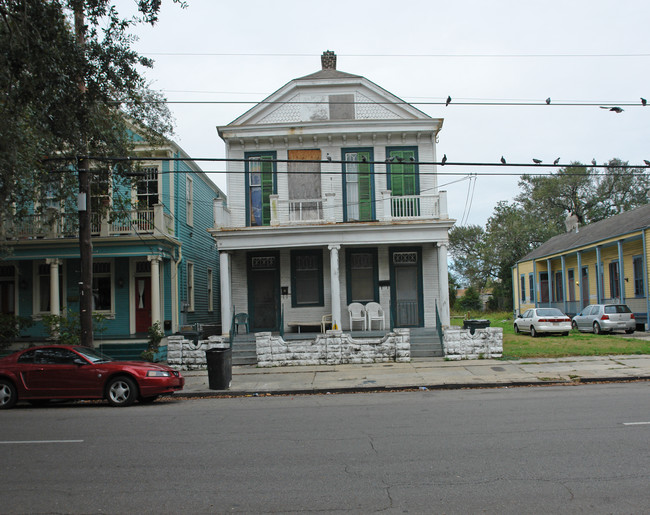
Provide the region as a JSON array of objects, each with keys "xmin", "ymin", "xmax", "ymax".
[{"xmin": 146, "ymin": 370, "xmax": 171, "ymax": 377}]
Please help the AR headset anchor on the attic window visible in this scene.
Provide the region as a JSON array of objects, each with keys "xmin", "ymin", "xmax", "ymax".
[{"xmin": 329, "ymin": 94, "xmax": 354, "ymax": 120}]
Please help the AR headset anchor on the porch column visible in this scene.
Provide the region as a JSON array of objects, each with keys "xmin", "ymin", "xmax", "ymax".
[
  {"xmin": 148, "ymin": 255, "xmax": 162, "ymax": 328},
  {"xmin": 46, "ymin": 258, "xmax": 60, "ymax": 317},
  {"xmin": 220, "ymin": 251, "xmax": 232, "ymax": 336},
  {"xmin": 618, "ymin": 240, "xmax": 625, "ymax": 303},
  {"xmin": 577, "ymin": 251, "xmax": 583, "ymax": 308},
  {"xmin": 546, "ymin": 258, "xmax": 553, "ymax": 306},
  {"xmin": 328, "ymin": 244, "xmax": 341, "ymax": 330},
  {"xmin": 437, "ymin": 242, "xmax": 450, "ymax": 327},
  {"xmin": 596, "ymin": 246, "xmax": 602, "ymax": 303},
  {"xmin": 561, "ymin": 255, "xmax": 567, "ymax": 314}
]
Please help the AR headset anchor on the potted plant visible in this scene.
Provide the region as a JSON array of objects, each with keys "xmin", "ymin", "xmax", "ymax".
[{"xmin": 141, "ymin": 322, "xmax": 165, "ymax": 362}]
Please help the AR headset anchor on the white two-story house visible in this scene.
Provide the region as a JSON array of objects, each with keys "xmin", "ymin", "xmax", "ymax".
[{"xmin": 211, "ymin": 51, "xmax": 453, "ymax": 339}]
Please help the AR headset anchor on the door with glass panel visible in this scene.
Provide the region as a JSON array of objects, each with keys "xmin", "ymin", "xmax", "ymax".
[{"xmin": 390, "ymin": 249, "xmax": 422, "ymax": 327}]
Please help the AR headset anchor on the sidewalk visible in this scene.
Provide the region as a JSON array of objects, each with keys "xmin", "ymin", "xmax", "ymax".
[{"xmin": 178, "ymin": 354, "xmax": 650, "ymax": 397}]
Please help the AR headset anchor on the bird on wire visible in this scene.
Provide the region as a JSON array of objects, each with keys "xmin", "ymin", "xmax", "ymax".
[
  {"xmin": 326, "ymin": 153, "xmax": 332, "ymax": 162},
  {"xmin": 533, "ymin": 158, "xmax": 542, "ymax": 164},
  {"xmin": 501, "ymin": 156, "xmax": 506, "ymax": 164},
  {"xmin": 441, "ymin": 154, "xmax": 447, "ymax": 165},
  {"xmin": 446, "ymin": 95, "xmax": 452, "ymax": 106},
  {"xmin": 642, "ymin": 98, "xmax": 647, "ymax": 106},
  {"xmin": 600, "ymin": 106, "xmax": 624, "ymax": 113},
  {"xmin": 644, "ymin": 160, "xmax": 650, "ymax": 166},
  {"xmin": 546, "ymin": 97, "xmax": 551, "ymax": 105},
  {"xmin": 554, "ymin": 157, "xmax": 560, "ymax": 165},
  {"xmin": 591, "ymin": 158, "xmax": 597, "ymax": 166}
]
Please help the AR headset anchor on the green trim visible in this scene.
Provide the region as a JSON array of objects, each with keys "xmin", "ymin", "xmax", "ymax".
[
  {"xmin": 341, "ymin": 148, "xmax": 375, "ymax": 221},
  {"xmin": 388, "ymin": 246, "xmax": 424, "ymax": 328},
  {"xmin": 244, "ymin": 151, "xmax": 277, "ymax": 227},
  {"xmin": 345, "ymin": 248, "xmax": 379, "ymax": 304},
  {"xmin": 290, "ymin": 249, "xmax": 324, "ymax": 308}
]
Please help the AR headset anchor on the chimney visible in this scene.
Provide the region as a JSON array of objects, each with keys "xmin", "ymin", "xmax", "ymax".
[{"xmin": 321, "ymin": 50, "xmax": 337, "ymax": 70}]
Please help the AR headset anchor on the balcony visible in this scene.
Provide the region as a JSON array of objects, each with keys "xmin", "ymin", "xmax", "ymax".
[
  {"xmin": 212, "ymin": 191, "xmax": 448, "ymax": 229},
  {"xmin": 2, "ymin": 205, "xmax": 173, "ymax": 240}
]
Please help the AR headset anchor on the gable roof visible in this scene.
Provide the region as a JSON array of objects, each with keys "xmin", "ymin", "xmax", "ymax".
[{"xmin": 518, "ymin": 203, "xmax": 650, "ymax": 262}]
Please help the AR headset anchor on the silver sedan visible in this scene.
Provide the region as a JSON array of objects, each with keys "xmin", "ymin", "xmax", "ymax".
[{"xmin": 514, "ymin": 308, "xmax": 572, "ymax": 337}]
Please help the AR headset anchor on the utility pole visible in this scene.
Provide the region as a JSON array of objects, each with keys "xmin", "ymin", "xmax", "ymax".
[{"xmin": 75, "ymin": 3, "xmax": 93, "ymax": 347}]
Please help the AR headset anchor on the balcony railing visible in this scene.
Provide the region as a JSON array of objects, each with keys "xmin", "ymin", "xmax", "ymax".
[{"xmin": 2, "ymin": 206, "xmax": 170, "ymax": 240}]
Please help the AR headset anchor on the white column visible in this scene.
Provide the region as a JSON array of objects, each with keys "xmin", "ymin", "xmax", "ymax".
[
  {"xmin": 220, "ymin": 251, "xmax": 232, "ymax": 336},
  {"xmin": 47, "ymin": 258, "xmax": 60, "ymax": 317},
  {"xmin": 437, "ymin": 242, "xmax": 450, "ymax": 327},
  {"xmin": 328, "ymin": 245, "xmax": 341, "ymax": 330},
  {"xmin": 148, "ymin": 255, "xmax": 162, "ymax": 328}
]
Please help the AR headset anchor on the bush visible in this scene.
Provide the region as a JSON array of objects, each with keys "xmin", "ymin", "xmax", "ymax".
[
  {"xmin": 0, "ymin": 314, "xmax": 33, "ymax": 349},
  {"xmin": 457, "ymin": 286, "xmax": 483, "ymax": 312},
  {"xmin": 42, "ymin": 310, "xmax": 107, "ymax": 346},
  {"xmin": 141, "ymin": 321, "xmax": 164, "ymax": 362}
]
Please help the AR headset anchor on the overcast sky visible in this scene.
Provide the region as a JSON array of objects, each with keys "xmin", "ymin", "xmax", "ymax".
[{"xmin": 119, "ymin": 0, "xmax": 649, "ymax": 227}]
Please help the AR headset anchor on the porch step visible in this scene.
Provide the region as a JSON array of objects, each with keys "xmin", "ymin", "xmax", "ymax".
[
  {"xmin": 232, "ymin": 334, "xmax": 257, "ymax": 366},
  {"xmin": 409, "ymin": 329, "xmax": 443, "ymax": 358}
]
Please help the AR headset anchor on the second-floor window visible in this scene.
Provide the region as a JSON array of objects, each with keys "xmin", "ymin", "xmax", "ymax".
[
  {"xmin": 343, "ymin": 149, "xmax": 373, "ymax": 221},
  {"xmin": 137, "ymin": 166, "xmax": 159, "ymax": 208},
  {"xmin": 387, "ymin": 147, "xmax": 419, "ymax": 197},
  {"xmin": 246, "ymin": 152, "xmax": 275, "ymax": 226}
]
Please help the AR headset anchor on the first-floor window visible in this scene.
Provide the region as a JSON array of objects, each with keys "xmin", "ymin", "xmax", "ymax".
[
  {"xmin": 0, "ymin": 265, "xmax": 15, "ymax": 315},
  {"xmin": 187, "ymin": 262, "xmax": 195, "ymax": 311},
  {"xmin": 347, "ymin": 249, "xmax": 378, "ymax": 303},
  {"xmin": 520, "ymin": 275, "xmax": 526, "ymax": 302},
  {"xmin": 528, "ymin": 274, "xmax": 534, "ymax": 302},
  {"xmin": 554, "ymin": 271, "xmax": 564, "ymax": 302},
  {"xmin": 207, "ymin": 268, "xmax": 214, "ymax": 312},
  {"xmin": 92, "ymin": 262, "xmax": 112, "ymax": 311},
  {"xmin": 291, "ymin": 250, "xmax": 323, "ymax": 307},
  {"xmin": 633, "ymin": 256, "xmax": 644, "ymax": 297},
  {"xmin": 567, "ymin": 269, "xmax": 575, "ymax": 302}
]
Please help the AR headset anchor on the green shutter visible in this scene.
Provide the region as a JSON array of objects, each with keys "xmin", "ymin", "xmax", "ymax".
[
  {"xmin": 357, "ymin": 151, "xmax": 372, "ymax": 220},
  {"xmin": 389, "ymin": 149, "xmax": 417, "ymax": 196}
]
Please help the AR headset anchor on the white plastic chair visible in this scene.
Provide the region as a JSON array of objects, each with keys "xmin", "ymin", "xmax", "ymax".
[
  {"xmin": 348, "ymin": 302, "xmax": 366, "ymax": 330},
  {"xmin": 366, "ymin": 302, "xmax": 385, "ymax": 330}
]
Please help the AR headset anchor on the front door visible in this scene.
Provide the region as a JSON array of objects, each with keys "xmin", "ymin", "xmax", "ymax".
[
  {"xmin": 390, "ymin": 249, "xmax": 422, "ymax": 327},
  {"xmin": 248, "ymin": 253, "xmax": 280, "ymax": 331},
  {"xmin": 581, "ymin": 266, "xmax": 589, "ymax": 309},
  {"xmin": 135, "ymin": 277, "xmax": 152, "ymax": 333}
]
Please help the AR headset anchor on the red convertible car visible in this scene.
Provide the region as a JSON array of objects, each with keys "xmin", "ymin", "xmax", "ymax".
[{"xmin": 0, "ymin": 345, "xmax": 184, "ymax": 409}]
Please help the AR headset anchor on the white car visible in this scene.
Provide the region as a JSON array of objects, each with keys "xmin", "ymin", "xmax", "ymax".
[{"xmin": 514, "ymin": 308, "xmax": 572, "ymax": 337}]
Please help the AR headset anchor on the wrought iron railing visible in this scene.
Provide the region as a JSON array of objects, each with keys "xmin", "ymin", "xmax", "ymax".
[{"xmin": 435, "ymin": 300, "xmax": 445, "ymax": 356}]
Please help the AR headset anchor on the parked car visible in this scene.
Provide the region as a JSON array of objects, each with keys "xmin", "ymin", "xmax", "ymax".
[
  {"xmin": 572, "ymin": 304, "xmax": 636, "ymax": 335},
  {"xmin": 0, "ymin": 345, "xmax": 184, "ymax": 409},
  {"xmin": 514, "ymin": 308, "xmax": 572, "ymax": 337}
]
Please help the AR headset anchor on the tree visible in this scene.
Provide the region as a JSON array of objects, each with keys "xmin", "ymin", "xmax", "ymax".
[
  {"xmin": 451, "ymin": 159, "xmax": 649, "ymax": 310},
  {"xmin": 456, "ymin": 286, "xmax": 482, "ymax": 312},
  {"xmin": 0, "ymin": 0, "xmax": 184, "ymax": 344}
]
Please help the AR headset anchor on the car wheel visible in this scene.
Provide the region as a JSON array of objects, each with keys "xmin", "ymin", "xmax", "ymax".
[
  {"xmin": 139, "ymin": 395, "xmax": 159, "ymax": 404},
  {"xmin": 0, "ymin": 379, "xmax": 17, "ymax": 410},
  {"xmin": 625, "ymin": 329, "xmax": 635, "ymax": 334},
  {"xmin": 530, "ymin": 326, "xmax": 537, "ymax": 337},
  {"xmin": 593, "ymin": 322, "xmax": 602, "ymax": 335},
  {"xmin": 106, "ymin": 376, "xmax": 138, "ymax": 407},
  {"xmin": 571, "ymin": 320, "xmax": 578, "ymax": 331},
  {"xmin": 514, "ymin": 324, "xmax": 520, "ymax": 334},
  {"xmin": 562, "ymin": 332, "xmax": 569, "ymax": 336}
]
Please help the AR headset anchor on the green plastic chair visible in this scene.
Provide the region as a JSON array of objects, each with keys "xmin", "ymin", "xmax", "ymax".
[{"xmin": 234, "ymin": 313, "xmax": 250, "ymax": 334}]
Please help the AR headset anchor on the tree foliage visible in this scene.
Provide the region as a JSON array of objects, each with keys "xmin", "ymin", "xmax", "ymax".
[
  {"xmin": 0, "ymin": 0, "xmax": 183, "ymax": 233},
  {"xmin": 450, "ymin": 160, "xmax": 649, "ymax": 309}
]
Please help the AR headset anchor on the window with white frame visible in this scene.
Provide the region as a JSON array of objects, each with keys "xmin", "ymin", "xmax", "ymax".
[
  {"xmin": 137, "ymin": 166, "xmax": 159, "ymax": 208},
  {"xmin": 207, "ymin": 268, "xmax": 213, "ymax": 312},
  {"xmin": 186, "ymin": 176, "xmax": 194, "ymax": 226},
  {"xmin": 633, "ymin": 256, "xmax": 644, "ymax": 297},
  {"xmin": 187, "ymin": 261, "xmax": 195, "ymax": 311}
]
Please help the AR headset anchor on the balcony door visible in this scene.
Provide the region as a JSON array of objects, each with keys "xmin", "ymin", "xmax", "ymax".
[
  {"xmin": 288, "ymin": 149, "xmax": 321, "ymax": 221},
  {"xmin": 343, "ymin": 149, "xmax": 374, "ymax": 221}
]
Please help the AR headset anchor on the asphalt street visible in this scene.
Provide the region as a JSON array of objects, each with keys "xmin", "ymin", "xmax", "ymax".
[{"xmin": 1, "ymin": 382, "xmax": 649, "ymax": 514}]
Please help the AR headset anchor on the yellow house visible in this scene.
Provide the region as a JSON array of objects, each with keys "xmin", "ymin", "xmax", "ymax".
[{"xmin": 512, "ymin": 204, "xmax": 650, "ymax": 330}]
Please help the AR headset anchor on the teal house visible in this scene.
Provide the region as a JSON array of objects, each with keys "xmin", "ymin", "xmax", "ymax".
[{"xmin": 0, "ymin": 138, "xmax": 225, "ymax": 349}]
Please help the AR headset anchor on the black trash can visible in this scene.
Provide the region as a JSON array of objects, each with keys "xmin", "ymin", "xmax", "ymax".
[
  {"xmin": 463, "ymin": 319, "xmax": 491, "ymax": 335},
  {"xmin": 205, "ymin": 347, "xmax": 232, "ymax": 390}
]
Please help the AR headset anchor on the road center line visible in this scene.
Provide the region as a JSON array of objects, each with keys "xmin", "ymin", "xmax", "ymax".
[
  {"xmin": 623, "ymin": 422, "xmax": 650, "ymax": 426},
  {"xmin": 0, "ymin": 440, "xmax": 84, "ymax": 444}
]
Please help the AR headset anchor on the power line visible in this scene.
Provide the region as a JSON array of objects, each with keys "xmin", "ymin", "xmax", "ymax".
[{"xmin": 142, "ymin": 52, "xmax": 650, "ymax": 59}]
